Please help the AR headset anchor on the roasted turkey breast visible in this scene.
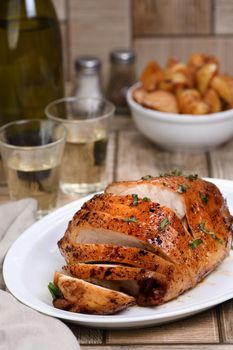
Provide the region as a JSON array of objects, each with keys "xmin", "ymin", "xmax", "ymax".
[{"xmin": 53, "ymin": 175, "xmax": 232, "ymax": 314}]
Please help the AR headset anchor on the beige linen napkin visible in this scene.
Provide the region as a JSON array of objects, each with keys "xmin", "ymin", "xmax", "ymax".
[{"xmin": 0, "ymin": 199, "xmax": 80, "ymax": 350}]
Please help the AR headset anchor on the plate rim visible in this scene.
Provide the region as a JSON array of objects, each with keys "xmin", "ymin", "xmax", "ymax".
[{"xmin": 3, "ymin": 177, "xmax": 233, "ymax": 328}]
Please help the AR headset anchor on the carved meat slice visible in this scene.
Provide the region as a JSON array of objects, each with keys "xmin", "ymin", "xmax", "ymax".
[
  {"xmin": 53, "ymin": 272, "xmax": 135, "ymax": 314},
  {"xmin": 106, "ymin": 180, "xmax": 185, "ymax": 219},
  {"xmin": 58, "ymin": 241, "xmax": 173, "ymax": 277},
  {"xmin": 63, "ymin": 263, "xmax": 168, "ymax": 306}
]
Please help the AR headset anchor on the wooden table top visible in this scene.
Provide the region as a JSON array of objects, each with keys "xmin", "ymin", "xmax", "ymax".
[{"xmin": 1, "ymin": 116, "xmax": 233, "ymax": 349}]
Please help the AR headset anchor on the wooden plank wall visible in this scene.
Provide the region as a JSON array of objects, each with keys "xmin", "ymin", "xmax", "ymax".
[{"xmin": 52, "ymin": 0, "xmax": 233, "ymax": 86}]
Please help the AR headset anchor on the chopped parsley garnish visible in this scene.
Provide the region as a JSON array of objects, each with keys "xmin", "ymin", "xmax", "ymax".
[
  {"xmin": 177, "ymin": 184, "xmax": 189, "ymax": 193},
  {"xmin": 123, "ymin": 216, "xmax": 137, "ymax": 223},
  {"xmin": 198, "ymin": 222, "xmax": 224, "ymax": 244},
  {"xmin": 159, "ymin": 169, "xmax": 182, "ymax": 177},
  {"xmin": 189, "ymin": 238, "xmax": 203, "ymax": 250},
  {"xmin": 185, "ymin": 174, "xmax": 198, "ymax": 181},
  {"xmin": 48, "ymin": 282, "xmax": 62, "ymax": 299},
  {"xmin": 199, "ymin": 192, "xmax": 208, "ymax": 205},
  {"xmin": 231, "ymin": 242, "xmax": 233, "ymax": 250},
  {"xmin": 198, "ymin": 222, "xmax": 209, "ymax": 234},
  {"xmin": 172, "ymin": 169, "xmax": 182, "ymax": 176},
  {"xmin": 159, "ymin": 217, "xmax": 169, "ymax": 230},
  {"xmin": 132, "ymin": 194, "xmax": 139, "ymax": 206},
  {"xmin": 159, "ymin": 170, "xmax": 198, "ymax": 180},
  {"xmin": 212, "ymin": 234, "xmax": 224, "ymax": 244},
  {"xmin": 141, "ymin": 175, "xmax": 153, "ymax": 180},
  {"xmin": 143, "ymin": 196, "xmax": 151, "ymax": 202}
]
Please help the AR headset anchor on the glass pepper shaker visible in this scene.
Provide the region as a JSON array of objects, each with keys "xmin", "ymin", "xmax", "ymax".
[
  {"xmin": 73, "ymin": 56, "xmax": 103, "ymax": 99},
  {"xmin": 107, "ymin": 49, "xmax": 136, "ymax": 115}
]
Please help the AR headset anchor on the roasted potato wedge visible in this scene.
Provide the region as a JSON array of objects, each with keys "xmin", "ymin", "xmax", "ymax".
[
  {"xmin": 132, "ymin": 87, "xmax": 147, "ymax": 104},
  {"xmin": 196, "ymin": 63, "xmax": 218, "ymax": 95},
  {"xmin": 204, "ymin": 89, "xmax": 221, "ymax": 113},
  {"xmin": 188, "ymin": 53, "xmax": 206, "ymax": 69},
  {"xmin": 211, "ymin": 75, "xmax": 233, "ymax": 106},
  {"xmin": 142, "ymin": 91, "xmax": 179, "ymax": 114},
  {"xmin": 166, "ymin": 58, "xmax": 187, "ymax": 73},
  {"xmin": 164, "ymin": 59, "xmax": 192, "ymax": 90},
  {"xmin": 177, "ymin": 89, "xmax": 210, "ymax": 115},
  {"xmin": 159, "ymin": 80, "xmax": 174, "ymax": 93},
  {"xmin": 163, "ymin": 70, "xmax": 190, "ymax": 89},
  {"xmin": 140, "ymin": 60, "xmax": 163, "ymax": 91},
  {"xmin": 188, "ymin": 53, "xmax": 219, "ymax": 69}
]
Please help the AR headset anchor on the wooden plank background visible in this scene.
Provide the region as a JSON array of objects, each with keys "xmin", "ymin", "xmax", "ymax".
[
  {"xmin": 52, "ymin": 0, "xmax": 233, "ymax": 85},
  {"xmin": 132, "ymin": 0, "xmax": 212, "ymax": 36}
]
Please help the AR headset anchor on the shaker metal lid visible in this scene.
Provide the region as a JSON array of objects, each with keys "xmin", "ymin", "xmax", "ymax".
[
  {"xmin": 110, "ymin": 49, "xmax": 135, "ymax": 63},
  {"xmin": 75, "ymin": 56, "xmax": 101, "ymax": 71}
]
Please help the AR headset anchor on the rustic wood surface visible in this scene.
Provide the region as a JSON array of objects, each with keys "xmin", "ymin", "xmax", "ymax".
[
  {"xmin": 68, "ymin": 0, "xmax": 131, "ymax": 86},
  {"xmin": 1, "ymin": 116, "xmax": 233, "ymax": 348},
  {"xmin": 132, "ymin": 0, "xmax": 212, "ymax": 36},
  {"xmin": 214, "ymin": 0, "xmax": 233, "ymax": 34}
]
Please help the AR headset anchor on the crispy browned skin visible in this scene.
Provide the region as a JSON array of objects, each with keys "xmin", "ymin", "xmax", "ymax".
[
  {"xmin": 64, "ymin": 263, "xmax": 165, "ymax": 282},
  {"xmin": 59, "ymin": 241, "xmax": 173, "ymax": 277},
  {"xmin": 53, "ymin": 272, "xmax": 135, "ymax": 314},
  {"xmin": 204, "ymin": 89, "xmax": 221, "ymax": 113}
]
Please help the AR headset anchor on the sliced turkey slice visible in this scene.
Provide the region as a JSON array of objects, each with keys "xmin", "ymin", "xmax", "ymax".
[
  {"xmin": 58, "ymin": 240, "xmax": 174, "ymax": 277},
  {"xmin": 64, "ymin": 263, "xmax": 168, "ymax": 306},
  {"xmin": 53, "ymin": 272, "xmax": 135, "ymax": 314},
  {"xmin": 106, "ymin": 181, "xmax": 185, "ymax": 219},
  {"xmin": 64, "ymin": 263, "xmax": 166, "ymax": 282}
]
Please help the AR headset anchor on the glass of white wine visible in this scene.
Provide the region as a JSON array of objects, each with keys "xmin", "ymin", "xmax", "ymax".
[
  {"xmin": 0, "ymin": 119, "xmax": 66, "ymax": 218},
  {"xmin": 45, "ymin": 97, "xmax": 115, "ymax": 194}
]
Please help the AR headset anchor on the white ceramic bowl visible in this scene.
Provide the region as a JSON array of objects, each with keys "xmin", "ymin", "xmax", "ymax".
[{"xmin": 127, "ymin": 83, "xmax": 233, "ymax": 152}]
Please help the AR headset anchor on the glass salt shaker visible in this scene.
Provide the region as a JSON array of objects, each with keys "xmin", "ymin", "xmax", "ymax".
[
  {"xmin": 107, "ymin": 49, "xmax": 136, "ymax": 114},
  {"xmin": 73, "ymin": 56, "xmax": 103, "ymax": 99}
]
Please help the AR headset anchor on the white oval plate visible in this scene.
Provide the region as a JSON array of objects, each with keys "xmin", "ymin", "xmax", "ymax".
[{"xmin": 3, "ymin": 178, "xmax": 233, "ymax": 329}]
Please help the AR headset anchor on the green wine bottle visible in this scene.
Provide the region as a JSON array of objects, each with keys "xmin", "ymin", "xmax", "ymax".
[
  {"xmin": 0, "ymin": 0, "xmax": 64, "ymax": 185},
  {"xmin": 0, "ymin": 0, "xmax": 64, "ymax": 124}
]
